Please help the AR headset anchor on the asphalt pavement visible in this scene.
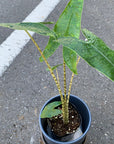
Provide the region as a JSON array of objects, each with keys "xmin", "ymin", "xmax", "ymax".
[{"xmin": 0, "ymin": 0, "xmax": 114, "ymax": 144}]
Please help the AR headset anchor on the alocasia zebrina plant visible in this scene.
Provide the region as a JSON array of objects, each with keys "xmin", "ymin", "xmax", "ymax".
[{"xmin": 0, "ymin": 0, "xmax": 114, "ymax": 124}]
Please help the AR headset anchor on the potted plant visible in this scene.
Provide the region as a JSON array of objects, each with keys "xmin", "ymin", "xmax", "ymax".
[{"xmin": 0, "ymin": 0, "xmax": 114, "ymax": 144}]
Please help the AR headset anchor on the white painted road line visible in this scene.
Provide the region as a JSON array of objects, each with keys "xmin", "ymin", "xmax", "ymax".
[{"xmin": 0, "ymin": 0, "xmax": 61, "ymax": 77}]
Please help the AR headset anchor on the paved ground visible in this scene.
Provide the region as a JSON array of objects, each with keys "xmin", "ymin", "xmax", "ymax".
[{"xmin": 0, "ymin": 0, "xmax": 114, "ymax": 144}]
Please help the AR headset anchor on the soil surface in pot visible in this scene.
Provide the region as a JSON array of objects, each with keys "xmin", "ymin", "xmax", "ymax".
[{"xmin": 47, "ymin": 104, "xmax": 81, "ymax": 137}]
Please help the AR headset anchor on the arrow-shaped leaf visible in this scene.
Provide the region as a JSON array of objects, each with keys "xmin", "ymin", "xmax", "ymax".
[
  {"xmin": 0, "ymin": 22, "xmax": 56, "ymax": 37},
  {"xmin": 54, "ymin": 0, "xmax": 84, "ymax": 38},
  {"xmin": 41, "ymin": 101, "xmax": 62, "ymax": 118},
  {"xmin": 56, "ymin": 29, "xmax": 114, "ymax": 81},
  {"xmin": 40, "ymin": 0, "xmax": 84, "ymax": 74}
]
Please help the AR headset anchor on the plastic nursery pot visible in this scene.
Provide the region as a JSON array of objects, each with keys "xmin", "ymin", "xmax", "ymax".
[{"xmin": 39, "ymin": 95, "xmax": 91, "ymax": 144}]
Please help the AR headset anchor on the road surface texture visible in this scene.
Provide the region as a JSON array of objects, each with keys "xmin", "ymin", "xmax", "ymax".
[{"xmin": 0, "ymin": 0, "xmax": 114, "ymax": 144}]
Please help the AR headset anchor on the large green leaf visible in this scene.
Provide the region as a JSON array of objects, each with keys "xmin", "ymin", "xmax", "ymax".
[
  {"xmin": 40, "ymin": 0, "xmax": 84, "ymax": 74},
  {"xmin": 0, "ymin": 22, "xmax": 56, "ymax": 37},
  {"xmin": 56, "ymin": 29, "xmax": 114, "ymax": 81},
  {"xmin": 41, "ymin": 101, "xmax": 62, "ymax": 118},
  {"xmin": 54, "ymin": 0, "xmax": 84, "ymax": 38}
]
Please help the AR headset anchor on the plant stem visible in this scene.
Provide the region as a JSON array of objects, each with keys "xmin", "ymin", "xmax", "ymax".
[
  {"xmin": 76, "ymin": 56, "xmax": 81, "ymax": 66},
  {"xmin": 25, "ymin": 30, "xmax": 64, "ymax": 103},
  {"xmin": 67, "ymin": 56, "xmax": 81, "ymax": 102},
  {"xmin": 67, "ymin": 73, "xmax": 74, "ymax": 102},
  {"xmin": 66, "ymin": 56, "xmax": 80, "ymax": 123},
  {"xmin": 63, "ymin": 61, "xmax": 67, "ymax": 100},
  {"xmin": 63, "ymin": 60, "xmax": 69, "ymax": 124},
  {"xmin": 56, "ymin": 67, "xmax": 67, "ymax": 124},
  {"xmin": 56, "ymin": 68, "xmax": 60, "ymax": 88}
]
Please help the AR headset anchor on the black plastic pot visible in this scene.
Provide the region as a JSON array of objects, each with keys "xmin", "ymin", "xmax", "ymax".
[{"xmin": 39, "ymin": 95, "xmax": 91, "ymax": 144}]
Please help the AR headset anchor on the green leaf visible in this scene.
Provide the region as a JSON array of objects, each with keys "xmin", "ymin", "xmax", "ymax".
[
  {"xmin": 41, "ymin": 101, "xmax": 62, "ymax": 118},
  {"xmin": 63, "ymin": 47, "xmax": 77, "ymax": 74},
  {"xmin": 40, "ymin": 0, "xmax": 84, "ymax": 69},
  {"xmin": 54, "ymin": 0, "xmax": 84, "ymax": 38},
  {"xmin": 55, "ymin": 0, "xmax": 83, "ymax": 73},
  {"xmin": 46, "ymin": 63, "xmax": 63, "ymax": 71},
  {"xmin": 56, "ymin": 30, "xmax": 114, "ymax": 81},
  {"xmin": 0, "ymin": 22, "xmax": 56, "ymax": 37},
  {"xmin": 39, "ymin": 36, "xmax": 59, "ymax": 62}
]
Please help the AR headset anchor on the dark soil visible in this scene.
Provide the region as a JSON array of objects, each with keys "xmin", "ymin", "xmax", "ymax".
[{"xmin": 47, "ymin": 103, "xmax": 81, "ymax": 137}]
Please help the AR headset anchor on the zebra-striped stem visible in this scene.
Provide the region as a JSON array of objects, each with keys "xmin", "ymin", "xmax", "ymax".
[
  {"xmin": 63, "ymin": 60, "xmax": 67, "ymax": 100},
  {"xmin": 63, "ymin": 60, "xmax": 69, "ymax": 124},
  {"xmin": 25, "ymin": 30, "xmax": 64, "ymax": 103},
  {"xmin": 67, "ymin": 56, "xmax": 81, "ymax": 103}
]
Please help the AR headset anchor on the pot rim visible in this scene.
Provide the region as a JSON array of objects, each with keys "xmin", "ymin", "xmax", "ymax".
[{"xmin": 39, "ymin": 94, "xmax": 91, "ymax": 144}]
